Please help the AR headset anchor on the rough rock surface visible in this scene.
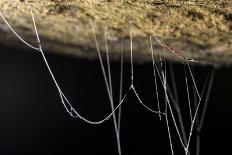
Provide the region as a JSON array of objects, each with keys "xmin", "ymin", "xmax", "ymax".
[{"xmin": 0, "ymin": 0, "xmax": 232, "ymax": 66}]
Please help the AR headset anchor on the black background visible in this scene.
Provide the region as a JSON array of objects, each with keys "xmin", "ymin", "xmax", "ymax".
[{"xmin": 0, "ymin": 46, "xmax": 231, "ymax": 155}]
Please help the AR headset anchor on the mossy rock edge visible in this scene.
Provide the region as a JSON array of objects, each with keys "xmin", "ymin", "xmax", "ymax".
[{"xmin": 1, "ymin": 0, "xmax": 232, "ymax": 66}]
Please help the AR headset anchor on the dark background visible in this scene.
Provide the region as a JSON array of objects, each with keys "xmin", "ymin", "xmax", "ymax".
[{"xmin": 0, "ymin": 46, "xmax": 231, "ymax": 155}]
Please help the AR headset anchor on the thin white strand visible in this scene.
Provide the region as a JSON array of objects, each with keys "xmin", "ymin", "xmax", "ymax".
[
  {"xmin": 151, "ymin": 51, "xmax": 181, "ymax": 112},
  {"xmin": 169, "ymin": 64, "xmax": 188, "ymax": 148},
  {"xmin": 153, "ymin": 58, "xmax": 180, "ymax": 110},
  {"xmin": 130, "ymin": 23, "xmax": 134, "ymax": 85},
  {"xmin": 117, "ymin": 38, "xmax": 124, "ymax": 133},
  {"xmin": 104, "ymin": 31, "xmax": 113, "ymax": 100},
  {"xmin": 150, "ymin": 36, "xmax": 162, "ymax": 120},
  {"xmin": 154, "ymin": 61, "xmax": 181, "ymax": 109},
  {"xmin": 130, "ymin": 35, "xmax": 165, "ymax": 116},
  {"xmin": 156, "ymin": 49, "xmax": 186, "ymax": 149},
  {"xmin": 30, "ymin": 5, "xmax": 40, "ymax": 44},
  {"xmin": 162, "ymin": 64, "xmax": 186, "ymax": 148},
  {"xmin": 0, "ymin": 11, "xmax": 40, "ymax": 51},
  {"xmin": 186, "ymin": 62, "xmax": 200, "ymax": 99},
  {"xmin": 185, "ymin": 73, "xmax": 210, "ymax": 153},
  {"xmin": 89, "ymin": 20, "xmax": 113, "ymax": 106},
  {"xmin": 163, "ymin": 59, "xmax": 175, "ymax": 155},
  {"xmin": 165, "ymin": 113, "xmax": 174, "ymax": 155},
  {"xmin": 104, "ymin": 31, "xmax": 122, "ymax": 155},
  {"xmin": 184, "ymin": 65, "xmax": 193, "ymax": 122},
  {"xmin": 131, "ymin": 86, "xmax": 166, "ymax": 116},
  {"xmin": 61, "ymin": 90, "xmax": 128, "ymax": 124}
]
